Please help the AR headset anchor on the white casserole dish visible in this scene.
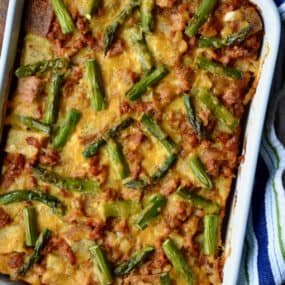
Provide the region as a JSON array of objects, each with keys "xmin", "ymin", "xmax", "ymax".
[{"xmin": 0, "ymin": 0, "xmax": 281, "ymax": 284}]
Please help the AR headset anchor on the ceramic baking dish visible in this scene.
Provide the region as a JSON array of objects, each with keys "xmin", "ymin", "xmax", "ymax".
[{"xmin": 0, "ymin": 0, "xmax": 281, "ymax": 284}]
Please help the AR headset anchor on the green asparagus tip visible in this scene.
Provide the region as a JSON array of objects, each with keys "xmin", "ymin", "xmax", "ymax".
[
  {"xmin": 51, "ymin": 0, "xmax": 75, "ymax": 34},
  {"xmin": 114, "ymin": 246, "xmax": 155, "ymax": 276},
  {"xmin": 89, "ymin": 244, "xmax": 113, "ymax": 285},
  {"xmin": 162, "ymin": 238, "xmax": 195, "ymax": 285}
]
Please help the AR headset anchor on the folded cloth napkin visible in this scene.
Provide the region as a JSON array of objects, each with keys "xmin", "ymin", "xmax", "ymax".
[{"xmin": 238, "ymin": 3, "xmax": 285, "ymax": 284}]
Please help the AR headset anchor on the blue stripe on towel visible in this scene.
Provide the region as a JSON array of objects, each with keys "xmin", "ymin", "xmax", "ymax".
[{"xmin": 252, "ymin": 156, "xmax": 275, "ymax": 285}]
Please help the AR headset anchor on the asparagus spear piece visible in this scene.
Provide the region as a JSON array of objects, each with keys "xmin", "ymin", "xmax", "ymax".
[
  {"xmin": 83, "ymin": 138, "xmax": 106, "ymax": 158},
  {"xmin": 151, "ymin": 154, "xmax": 177, "ymax": 181},
  {"xmin": 0, "ymin": 190, "xmax": 65, "ymax": 215},
  {"xmin": 135, "ymin": 194, "xmax": 166, "ymax": 230},
  {"xmin": 176, "ymin": 187, "xmax": 220, "ymax": 214},
  {"xmin": 141, "ymin": 0, "xmax": 155, "ymax": 33},
  {"xmin": 185, "ymin": 0, "xmax": 217, "ymax": 37},
  {"xmin": 15, "ymin": 58, "xmax": 69, "ymax": 78},
  {"xmin": 43, "ymin": 74, "xmax": 63, "ymax": 125},
  {"xmin": 141, "ymin": 113, "xmax": 167, "ymax": 140},
  {"xmin": 126, "ymin": 64, "xmax": 169, "ymax": 101},
  {"xmin": 189, "ymin": 155, "xmax": 213, "ymax": 189},
  {"xmin": 123, "ymin": 177, "xmax": 149, "ymax": 190},
  {"xmin": 107, "ymin": 139, "xmax": 130, "ymax": 179},
  {"xmin": 196, "ymin": 56, "xmax": 243, "ymax": 80},
  {"xmin": 141, "ymin": 113, "xmax": 177, "ymax": 153},
  {"xmin": 83, "ymin": 117, "xmax": 134, "ymax": 158},
  {"xmin": 198, "ymin": 25, "xmax": 252, "ymax": 49},
  {"xmin": 86, "ymin": 59, "xmax": 106, "ymax": 111},
  {"xmin": 130, "ymin": 26, "xmax": 153, "ymax": 72},
  {"xmin": 103, "ymin": 200, "xmax": 141, "ymax": 218},
  {"xmin": 83, "ymin": 0, "xmax": 100, "ymax": 20},
  {"xmin": 18, "ymin": 115, "xmax": 51, "ymax": 135},
  {"xmin": 107, "ymin": 117, "xmax": 135, "ymax": 138},
  {"xmin": 161, "ymin": 137, "xmax": 178, "ymax": 154},
  {"xmin": 18, "ymin": 228, "xmax": 52, "ymax": 275},
  {"xmin": 204, "ymin": 214, "xmax": 219, "ymax": 255},
  {"xmin": 183, "ymin": 94, "xmax": 203, "ymax": 138},
  {"xmin": 104, "ymin": 0, "xmax": 140, "ymax": 55},
  {"xmin": 114, "ymin": 246, "xmax": 155, "ymax": 275},
  {"xmin": 160, "ymin": 272, "xmax": 171, "ymax": 285},
  {"xmin": 89, "ymin": 244, "xmax": 113, "ymax": 285},
  {"xmin": 162, "ymin": 239, "xmax": 195, "ymax": 285},
  {"xmin": 52, "ymin": 108, "xmax": 81, "ymax": 149},
  {"xmin": 32, "ymin": 165, "xmax": 99, "ymax": 193},
  {"xmin": 51, "ymin": 0, "xmax": 75, "ymax": 34},
  {"xmin": 23, "ymin": 207, "xmax": 38, "ymax": 247},
  {"xmin": 196, "ymin": 89, "xmax": 239, "ymax": 131}
]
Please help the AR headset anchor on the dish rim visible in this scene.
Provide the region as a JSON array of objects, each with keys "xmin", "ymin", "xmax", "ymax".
[{"xmin": 222, "ymin": 0, "xmax": 281, "ymax": 284}]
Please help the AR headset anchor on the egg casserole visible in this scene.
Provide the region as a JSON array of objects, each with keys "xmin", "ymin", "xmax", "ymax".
[{"xmin": 0, "ymin": 0, "xmax": 264, "ymax": 284}]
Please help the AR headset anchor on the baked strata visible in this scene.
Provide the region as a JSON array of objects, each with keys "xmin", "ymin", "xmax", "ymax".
[{"xmin": 0, "ymin": 0, "xmax": 264, "ymax": 284}]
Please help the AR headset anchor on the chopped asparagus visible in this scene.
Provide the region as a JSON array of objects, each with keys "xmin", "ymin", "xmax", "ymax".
[
  {"xmin": 83, "ymin": 117, "xmax": 134, "ymax": 158},
  {"xmin": 135, "ymin": 194, "xmax": 166, "ymax": 230},
  {"xmin": 130, "ymin": 26, "xmax": 153, "ymax": 72},
  {"xmin": 17, "ymin": 115, "xmax": 51, "ymax": 135},
  {"xmin": 83, "ymin": 0, "xmax": 101, "ymax": 20},
  {"xmin": 83, "ymin": 138, "xmax": 106, "ymax": 158},
  {"xmin": 183, "ymin": 94, "xmax": 203, "ymax": 138},
  {"xmin": 32, "ymin": 165, "xmax": 99, "ymax": 193},
  {"xmin": 43, "ymin": 74, "xmax": 63, "ymax": 125},
  {"xmin": 188, "ymin": 155, "xmax": 213, "ymax": 189},
  {"xmin": 18, "ymin": 229, "xmax": 52, "ymax": 275},
  {"xmin": 151, "ymin": 154, "xmax": 177, "ymax": 181},
  {"xmin": 0, "ymin": 190, "xmax": 65, "ymax": 215},
  {"xmin": 160, "ymin": 272, "xmax": 171, "ymax": 285},
  {"xmin": 23, "ymin": 207, "xmax": 38, "ymax": 247},
  {"xmin": 196, "ymin": 89, "xmax": 239, "ymax": 131},
  {"xmin": 196, "ymin": 56, "xmax": 243, "ymax": 80},
  {"xmin": 51, "ymin": 0, "xmax": 75, "ymax": 34},
  {"xmin": 162, "ymin": 239, "xmax": 195, "ymax": 285},
  {"xmin": 141, "ymin": 0, "xmax": 155, "ymax": 33},
  {"xmin": 185, "ymin": 0, "xmax": 217, "ymax": 37},
  {"xmin": 52, "ymin": 108, "xmax": 81, "ymax": 149},
  {"xmin": 114, "ymin": 246, "xmax": 155, "ymax": 275},
  {"xmin": 102, "ymin": 200, "xmax": 141, "ymax": 218},
  {"xmin": 104, "ymin": 0, "xmax": 140, "ymax": 55},
  {"xmin": 198, "ymin": 25, "xmax": 252, "ymax": 49},
  {"xmin": 176, "ymin": 187, "xmax": 220, "ymax": 214},
  {"xmin": 86, "ymin": 59, "xmax": 106, "ymax": 111},
  {"xmin": 15, "ymin": 58, "xmax": 69, "ymax": 78},
  {"xmin": 123, "ymin": 177, "xmax": 149, "ymax": 190},
  {"xmin": 204, "ymin": 214, "xmax": 219, "ymax": 255},
  {"xmin": 141, "ymin": 113, "xmax": 177, "ymax": 153},
  {"xmin": 141, "ymin": 113, "xmax": 167, "ymax": 141},
  {"xmin": 107, "ymin": 139, "xmax": 130, "ymax": 180},
  {"xmin": 89, "ymin": 244, "xmax": 113, "ymax": 285},
  {"xmin": 160, "ymin": 137, "xmax": 178, "ymax": 154},
  {"xmin": 107, "ymin": 117, "xmax": 135, "ymax": 138},
  {"xmin": 126, "ymin": 64, "xmax": 169, "ymax": 101}
]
